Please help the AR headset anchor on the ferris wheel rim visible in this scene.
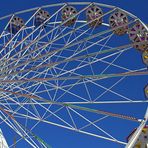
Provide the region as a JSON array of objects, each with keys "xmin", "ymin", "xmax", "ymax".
[{"xmin": 0, "ymin": 2, "xmax": 139, "ymax": 20}]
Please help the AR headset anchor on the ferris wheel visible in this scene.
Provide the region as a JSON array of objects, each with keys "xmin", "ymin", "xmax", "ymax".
[{"xmin": 0, "ymin": 2, "xmax": 148, "ymax": 148}]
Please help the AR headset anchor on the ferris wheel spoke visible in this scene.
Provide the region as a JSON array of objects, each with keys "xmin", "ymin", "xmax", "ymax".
[
  {"xmin": 0, "ymin": 7, "xmax": 135, "ymax": 73},
  {"xmin": 2, "ymin": 103, "xmax": 129, "ymax": 145},
  {"xmin": 3, "ymin": 108, "xmax": 126, "ymax": 145},
  {"xmin": 3, "ymin": 27, "xmax": 45, "ymax": 71},
  {"xmin": 0, "ymin": 84, "xmax": 140, "ymax": 123},
  {"xmin": 93, "ymin": 77, "xmax": 131, "ymax": 101},
  {"xmin": 1, "ymin": 25, "xmax": 36, "ymax": 60},
  {"xmin": 1, "ymin": 94, "xmax": 41, "ymax": 121},
  {"xmin": 2, "ymin": 61, "xmax": 146, "ymax": 106},
  {"xmin": 52, "ymin": 48, "xmax": 131, "ymax": 81},
  {"xmin": 96, "ymin": 56, "xmax": 132, "ymax": 72},
  {"xmin": 63, "ymin": 100, "xmax": 148, "ymax": 104},
  {"xmin": 4, "ymin": 86, "xmax": 139, "ymax": 147},
  {"xmin": 48, "ymin": 10, "xmax": 62, "ymax": 42},
  {"xmin": 7, "ymin": 104, "xmax": 74, "ymax": 130},
  {"xmin": 0, "ymin": 93, "xmax": 14, "ymax": 112},
  {"xmin": 68, "ymin": 107, "xmax": 118, "ymax": 141},
  {"xmin": 66, "ymin": 107, "xmax": 78, "ymax": 129},
  {"xmin": 1, "ymin": 67, "xmax": 146, "ymax": 107},
  {"xmin": 52, "ymin": 77, "xmax": 131, "ymax": 103},
  {"xmin": 2, "ymin": 88, "xmax": 141, "ymax": 124},
  {"xmin": 1, "ymin": 89, "xmax": 43, "ymax": 117},
  {"xmin": 15, "ymin": 100, "xmax": 140, "ymax": 146},
  {"xmin": 0, "ymin": 81, "xmax": 71, "ymax": 123},
  {"xmin": 79, "ymin": 115, "xmax": 109, "ymax": 131},
  {"xmin": 40, "ymin": 72, "xmax": 145, "ymax": 103},
  {"xmin": 58, "ymin": 76, "xmax": 136, "ymax": 102},
  {"xmin": 21, "ymin": 15, "xmax": 134, "ymax": 59},
  {"xmin": 52, "ymin": 19, "xmax": 82, "ymax": 63},
  {"xmin": 7, "ymin": 100, "xmax": 148, "ymax": 115},
  {"xmin": 0, "ymin": 111, "xmax": 41, "ymax": 148},
  {"xmin": 0, "ymin": 15, "xmax": 15, "ymax": 41},
  {"xmin": 0, "ymin": 85, "xmax": 143, "ymax": 146},
  {"xmin": 8, "ymin": 120, "xmax": 52, "ymax": 148},
  {"xmin": 0, "ymin": 40, "xmax": 136, "ymax": 79},
  {"xmin": 54, "ymin": 79, "xmax": 89, "ymax": 102},
  {"xmin": 1, "ymin": 70, "xmax": 141, "ymax": 105},
  {"xmin": 92, "ymin": 48, "xmax": 133, "ymax": 100},
  {"xmin": 0, "ymin": 24, "xmax": 114, "ymax": 75},
  {"xmin": 11, "ymin": 23, "xmax": 114, "ymax": 69},
  {"xmin": 1, "ymin": 67, "xmax": 147, "ymax": 84},
  {"xmin": 55, "ymin": 33, "xmax": 113, "ymax": 77}
]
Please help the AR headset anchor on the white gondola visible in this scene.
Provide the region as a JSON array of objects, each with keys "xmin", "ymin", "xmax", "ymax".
[
  {"xmin": 61, "ymin": 5, "xmax": 77, "ymax": 26},
  {"xmin": 86, "ymin": 5, "xmax": 103, "ymax": 27},
  {"xmin": 129, "ymin": 22, "xmax": 148, "ymax": 51},
  {"xmin": 35, "ymin": 9, "xmax": 50, "ymax": 27},
  {"xmin": 8, "ymin": 16, "xmax": 24, "ymax": 34},
  {"xmin": 109, "ymin": 10, "xmax": 128, "ymax": 35}
]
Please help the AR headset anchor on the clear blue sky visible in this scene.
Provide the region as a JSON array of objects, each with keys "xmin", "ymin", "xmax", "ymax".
[{"xmin": 0, "ymin": 0, "xmax": 148, "ymax": 148}]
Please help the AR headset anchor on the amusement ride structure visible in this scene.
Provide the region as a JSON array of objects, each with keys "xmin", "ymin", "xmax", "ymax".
[{"xmin": 0, "ymin": 2, "xmax": 148, "ymax": 148}]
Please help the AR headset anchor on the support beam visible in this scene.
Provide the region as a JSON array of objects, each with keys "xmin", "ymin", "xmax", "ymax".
[{"xmin": 125, "ymin": 107, "xmax": 148, "ymax": 148}]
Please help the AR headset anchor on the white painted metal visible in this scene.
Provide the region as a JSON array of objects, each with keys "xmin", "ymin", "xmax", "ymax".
[
  {"xmin": 0, "ymin": 129, "xmax": 8, "ymax": 148},
  {"xmin": 125, "ymin": 108, "xmax": 148, "ymax": 148}
]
